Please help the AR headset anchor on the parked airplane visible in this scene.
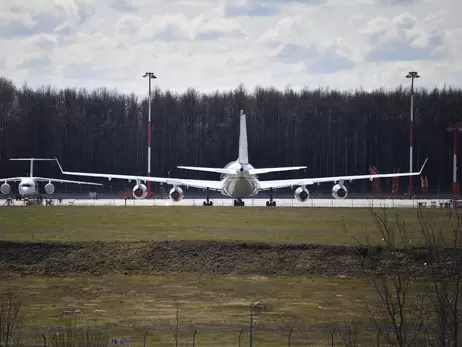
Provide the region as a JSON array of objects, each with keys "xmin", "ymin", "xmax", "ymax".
[
  {"xmin": 0, "ymin": 158, "xmax": 103, "ymax": 198},
  {"xmin": 55, "ymin": 110, "xmax": 428, "ymax": 207}
]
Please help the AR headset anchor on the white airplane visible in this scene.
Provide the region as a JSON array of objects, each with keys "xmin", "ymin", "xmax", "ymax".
[
  {"xmin": 55, "ymin": 110, "xmax": 428, "ymax": 207},
  {"xmin": 0, "ymin": 158, "xmax": 103, "ymax": 199}
]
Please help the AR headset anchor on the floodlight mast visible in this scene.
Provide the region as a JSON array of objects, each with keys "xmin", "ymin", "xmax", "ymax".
[
  {"xmin": 447, "ymin": 123, "xmax": 462, "ymax": 201},
  {"xmin": 143, "ymin": 72, "xmax": 157, "ymax": 198},
  {"xmin": 406, "ymin": 71, "xmax": 420, "ymax": 200}
]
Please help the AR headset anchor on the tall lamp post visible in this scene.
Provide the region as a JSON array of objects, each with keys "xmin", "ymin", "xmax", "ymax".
[
  {"xmin": 143, "ymin": 72, "xmax": 157, "ymax": 198},
  {"xmin": 447, "ymin": 123, "xmax": 462, "ymax": 201},
  {"xmin": 406, "ymin": 71, "xmax": 420, "ymax": 199}
]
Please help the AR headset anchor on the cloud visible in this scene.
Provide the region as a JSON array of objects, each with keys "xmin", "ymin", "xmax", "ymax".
[
  {"xmin": 275, "ymin": 42, "xmax": 354, "ymax": 75},
  {"xmin": 224, "ymin": 0, "xmax": 327, "ymax": 17},
  {"xmin": 363, "ymin": 13, "xmax": 444, "ymax": 61},
  {"xmin": 376, "ymin": 0, "xmax": 418, "ymax": 5},
  {"xmin": 0, "ymin": 0, "xmax": 460, "ymax": 94}
]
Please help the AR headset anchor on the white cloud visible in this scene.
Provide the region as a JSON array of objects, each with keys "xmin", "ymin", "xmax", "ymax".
[{"xmin": 0, "ymin": 0, "xmax": 460, "ymax": 95}]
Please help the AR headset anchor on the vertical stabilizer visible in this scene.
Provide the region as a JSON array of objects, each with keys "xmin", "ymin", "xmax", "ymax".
[
  {"xmin": 238, "ymin": 110, "xmax": 249, "ymax": 164},
  {"xmin": 30, "ymin": 159, "xmax": 34, "ymax": 177}
]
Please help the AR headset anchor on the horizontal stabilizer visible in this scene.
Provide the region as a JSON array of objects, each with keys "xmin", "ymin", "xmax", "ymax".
[
  {"xmin": 10, "ymin": 158, "xmax": 56, "ymax": 161},
  {"xmin": 177, "ymin": 166, "xmax": 236, "ymax": 175},
  {"xmin": 249, "ymin": 166, "xmax": 307, "ymax": 175}
]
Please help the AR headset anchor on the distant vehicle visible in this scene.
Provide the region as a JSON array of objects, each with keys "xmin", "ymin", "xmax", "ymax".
[
  {"xmin": 55, "ymin": 110, "xmax": 428, "ymax": 207},
  {"xmin": 0, "ymin": 158, "xmax": 102, "ymax": 198}
]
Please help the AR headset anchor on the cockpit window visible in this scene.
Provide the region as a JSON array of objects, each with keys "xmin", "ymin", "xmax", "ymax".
[{"xmin": 21, "ymin": 183, "xmax": 33, "ymax": 188}]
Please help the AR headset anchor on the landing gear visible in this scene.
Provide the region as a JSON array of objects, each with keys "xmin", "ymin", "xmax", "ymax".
[
  {"xmin": 266, "ymin": 188, "xmax": 276, "ymax": 206},
  {"xmin": 203, "ymin": 188, "xmax": 213, "ymax": 206},
  {"xmin": 234, "ymin": 199, "xmax": 245, "ymax": 206}
]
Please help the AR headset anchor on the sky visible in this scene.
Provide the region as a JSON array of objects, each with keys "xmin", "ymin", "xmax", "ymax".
[{"xmin": 0, "ymin": 0, "xmax": 460, "ymax": 96}]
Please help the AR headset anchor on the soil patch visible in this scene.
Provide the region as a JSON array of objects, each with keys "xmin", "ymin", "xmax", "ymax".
[{"xmin": 0, "ymin": 240, "xmax": 458, "ymax": 278}]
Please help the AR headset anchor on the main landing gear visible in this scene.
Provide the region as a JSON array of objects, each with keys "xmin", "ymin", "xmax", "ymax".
[
  {"xmin": 203, "ymin": 188, "xmax": 213, "ymax": 206},
  {"xmin": 266, "ymin": 188, "xmax": 276, "ymax": 206},
  {"xmin": 234, "ymin": 198, "xmax": 245, "ymax": 206}
]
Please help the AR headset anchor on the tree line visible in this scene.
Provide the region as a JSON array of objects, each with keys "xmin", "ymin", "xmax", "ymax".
[{"xmin": 0, "ymin": 76, "xmax": 461, "ymax": 193}]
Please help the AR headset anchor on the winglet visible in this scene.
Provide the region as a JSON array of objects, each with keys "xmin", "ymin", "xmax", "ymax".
[
  {"xmin": 55, "ymin": 157, "xmax": 64, "ymax": 173},
  {"xmin": 419, "ymin": 158, "xmax": 428, "ymax": 174}
]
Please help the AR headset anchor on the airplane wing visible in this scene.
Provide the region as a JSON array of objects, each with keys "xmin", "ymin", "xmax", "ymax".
[
  {"xmin": 33, "ymin": 177, "xmax": 104, "ymax": 186},
  {"xmin": 162, "ymin": 178, "xmax": 223, "ymax": 191},
  {"xmin": 258, "ymin": 158, "xmax": 428, "ymax": 190},
  {"xmin": 0, "ymin": 177, "xmax": 23, "ymax": 182},
  {"xmin": 55, "ymin": 158, "xmax": 223, "ymax": 191}
]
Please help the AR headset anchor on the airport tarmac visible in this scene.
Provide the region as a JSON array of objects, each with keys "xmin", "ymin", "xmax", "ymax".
[{"xmin": 0, "ymin": 198, "xmax": 449, "ymax": 208}]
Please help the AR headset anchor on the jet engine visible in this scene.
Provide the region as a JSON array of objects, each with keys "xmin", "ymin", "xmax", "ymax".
[
  {"xmin": 169, "ymin": 187, "xmax": 184, "ymax": 202},
  {"xmin": 44, "ymin": 183, "xmax": 55, "ymax": 195},
  {"xmin": 1, "ymin": 182, "xmax": 11, "ymax": 195},
  {"xmin": 332, "ymin": 184, "xmax": 348, "ymax": 200},
  {"xmin": 294, "ymin": 186, "xmax": 309, "ymax": 202},
  {"xmin": 132, "ymin": 184, "xmax": 147, "ymax": 199}
]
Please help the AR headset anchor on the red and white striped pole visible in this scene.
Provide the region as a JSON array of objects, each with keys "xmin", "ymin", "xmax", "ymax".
[
  {"xmin": 406, "ymin": 72, "xmax": 419, "ymax": 200},
  {"xmin": 143, "ymin": 72, "xmax": 157, "ymax": 199},
  {"xmin": 447, "ymin": 124, "xmax": 462, "ymax": 201},
  {"xmin": 454, "ymin": 128, "xmax": 457, "ymax": 198}
]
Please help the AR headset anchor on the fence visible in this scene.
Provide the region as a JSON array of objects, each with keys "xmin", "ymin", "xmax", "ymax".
[
  {"xmin": 23, "ymin": 321, "xmax": 432, "ymax": 347},
  {"xmin": 3, "ymin": 196, "xmax": 458, "ymax": 209}
]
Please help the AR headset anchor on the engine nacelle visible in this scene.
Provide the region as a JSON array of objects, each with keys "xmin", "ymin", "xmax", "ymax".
[
  {"xmin": 132, "ymin": 184, "xmax": 147, "ymax": 199},
  {"xmin": 1, "ymin": 182, "xmax": 11, "ymax": 195},
  {"xmin": 294, "ymin": 186, "xmax": 309, "ymax": 202},
  {"xmin": 44, "ymin": 183, "xmax": 55, "ymax": 195},
  {"xmin": 332, "ymin": 184, "xmax": 348, "ymax": 200},
  {"xmin": 169, "ymin": 187, "xmax": 184, "ymax": 202}
]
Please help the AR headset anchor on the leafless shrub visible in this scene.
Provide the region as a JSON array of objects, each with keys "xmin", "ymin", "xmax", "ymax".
[
  {"xmin": 50, "ymin": 314, "xmax": 106, "ymax": 347},
  {"xmin": 0, "ymin": 289, "xmax": 23, "ymax": 347}
]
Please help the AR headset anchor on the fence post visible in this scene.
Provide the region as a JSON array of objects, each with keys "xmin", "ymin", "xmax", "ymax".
[
  {"xmin": 42, "ymin": 334, "xmax": 46, "ymax": 347},
  {"xmin": 238, "ymin": 328, "xmax": 243, "ymax": 347},
  {"xmin": 288, "ymin": 328, "xmax": 295, "ymax": 347},
  {"xmin": 331, "ymin": 328, "xmax": 335, "ymax": 346},
  {"xmin": 192, "ymin": 330, "xmax": 197, "ymax": 347},
  {"xmin": 144, "ymin": 332, "xmax": 148, "ymax": 347}
]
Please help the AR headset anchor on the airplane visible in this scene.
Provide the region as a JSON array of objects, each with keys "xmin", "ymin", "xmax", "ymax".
[
  {"xmin": 0, "ymin": 158, "xmax": 103, "ymax": 199},
  {"xmin": 54, "ymin": 110, "xmax": 428, "ymax": 207}
]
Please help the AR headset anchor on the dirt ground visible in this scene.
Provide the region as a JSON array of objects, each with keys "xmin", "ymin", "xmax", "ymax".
[{"xmin": 0, "ymin": 240, "xmax": 457, "ymax": 278}]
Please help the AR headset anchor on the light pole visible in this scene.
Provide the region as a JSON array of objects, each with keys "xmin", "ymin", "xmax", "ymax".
[
  {"xmin": 143, "ymin": 72, "xmax": 157, "ymax": 199},
  {"xmin": 447, "ymin": 123, "xmax": 462, "ymax": 201},
  {"xmin": 406, "ymin": 71, "xmax": 420, "ymax": 200},
  {"xmin": 249, "ymin": 301, "xmax": 262, "ymax": 347}
]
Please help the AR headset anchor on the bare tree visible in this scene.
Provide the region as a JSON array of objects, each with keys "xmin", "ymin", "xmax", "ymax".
[
  {"xmin": 417, "ymin": 208, "xmax": 462, "ymax": 346},
  {"xmin": 343, "ymin": 207, "xmax": 426, "ymax": 347},
  {"xmin": 0, "ymin": 289, "xmax": 22, "ymax": 347}
]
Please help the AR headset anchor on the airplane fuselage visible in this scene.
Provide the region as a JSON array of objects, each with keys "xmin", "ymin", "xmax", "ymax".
[
  {"xmin": 219, "ymin": 161, "xmax": 259, "ymax": 199},
  {"xmin": 17, "ymin": 178, "xmax": 38, "ymax": 197}
]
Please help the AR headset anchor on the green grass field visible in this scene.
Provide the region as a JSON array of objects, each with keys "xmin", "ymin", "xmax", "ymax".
[
  {"xmin": 0, "ymin": 206, "xmax": 453, "ymax": 246},
  {"xmin": 0, "ymin": 205, "xmax": 453, "ymax": 346},
  {"xmin": 1, "ymin": 273, "xmax": 377, "ymax": 346}
]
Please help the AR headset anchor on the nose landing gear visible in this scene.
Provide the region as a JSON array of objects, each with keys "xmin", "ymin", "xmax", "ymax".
[{"xmin": 233, "ymin": 198, "xmax": 245, "ymax": 206}]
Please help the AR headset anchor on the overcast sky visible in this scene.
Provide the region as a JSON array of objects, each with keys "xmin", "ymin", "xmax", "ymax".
[{"xmin": 0, "ymin": 0, "xmax": 460, "ymax": 96}]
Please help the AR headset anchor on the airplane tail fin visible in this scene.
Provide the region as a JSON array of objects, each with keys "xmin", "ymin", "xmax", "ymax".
[
  {"xmin": 238, "ymin": 109, "xmax": 249, "ymax": 165},
  {"xmin": 9, "ymin": 158, "xmax": 56, "ymax": 177}
]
